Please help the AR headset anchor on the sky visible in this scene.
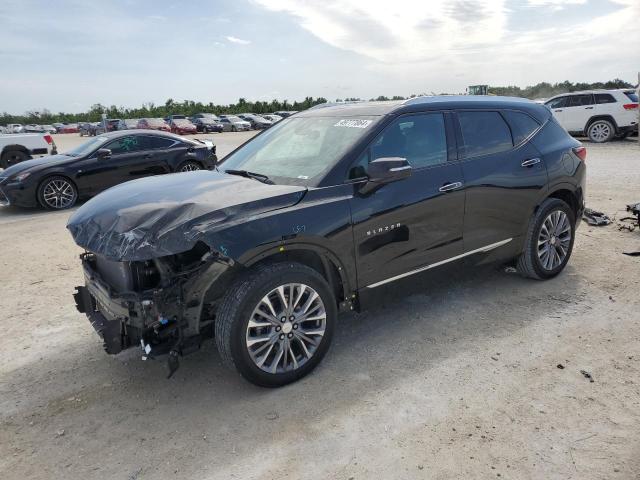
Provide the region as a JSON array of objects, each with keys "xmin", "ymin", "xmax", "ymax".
[{"xmin": 0, "ymin": 0, "xmax": 638, "ymax": 114}]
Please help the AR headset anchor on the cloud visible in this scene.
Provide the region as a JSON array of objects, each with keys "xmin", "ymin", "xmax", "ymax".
[
  {"xmin": 252, "ymin": 0, "xmax": 508, "ymax": 63},
  {"xmin": 253, "ymin": 0, "xmax": 640, "ymax": 87},
  {"xmin": 226, "ymin": 35, "xmax": 251, "ymax": 45}
]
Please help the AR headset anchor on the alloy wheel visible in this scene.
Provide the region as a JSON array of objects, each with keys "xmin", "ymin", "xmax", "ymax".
[
  {"xmin": 246, "ymin": 283, "xmax": 327, "ymax": 374},
  {"xmin": 537, "ymin": 210, "xmax": 571, "ymax": 270},
  {"xmin": 589, "ymin": 122, "xmax": 611, "ymax": 142},
  {"xmin": 42, "ymin": 178, "xmax": 76, "ymax": 209},
  {"xmin": 180, "ymin": 162, "xmax": 201, "ymax": 172}
]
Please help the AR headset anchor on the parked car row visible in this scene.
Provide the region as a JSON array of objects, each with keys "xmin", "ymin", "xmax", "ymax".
[{"xmin": 2, "ymin": 111, "xmax": 296, "ymax": 138}]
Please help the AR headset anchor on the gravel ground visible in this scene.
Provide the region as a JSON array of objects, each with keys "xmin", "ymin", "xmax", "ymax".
[{"xmin": 0, "ymin": 134, "xmax": 639, "ymax": 480}]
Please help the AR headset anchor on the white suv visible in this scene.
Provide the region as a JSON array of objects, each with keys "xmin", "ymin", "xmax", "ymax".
[{"xmin": 545, "ymin": 89, "xmax": 638, "ymax": 143}]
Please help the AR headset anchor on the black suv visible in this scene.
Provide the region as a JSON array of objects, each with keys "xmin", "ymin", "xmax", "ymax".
[{"xmin": 69, "ymin": 96, "xmax": 586, "ymax": 387}]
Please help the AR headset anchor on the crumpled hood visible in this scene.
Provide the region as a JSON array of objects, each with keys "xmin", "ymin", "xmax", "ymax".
[
  {"xmin": 67, "ymin": 171, "xmax": 307, "ymax": 261},
  {"xmin": 1, "ymin": 154, "xmax": 74, "ymax": 178}
]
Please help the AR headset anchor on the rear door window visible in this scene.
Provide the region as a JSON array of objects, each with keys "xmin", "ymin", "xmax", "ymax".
[
  {"xmin": 594, "ymin": 93, "xmax": 616, "ymax": 104},
  {"xmin": 501, "ymin": 110, "xmax": 541, "ymax": 145},
  {"xmin": 458, "ymin": 111, "xmax": 513, "ymax": 158},
  {"xmin": 567, "ymin": 94, "xmax": 594, "ymax": 107}
]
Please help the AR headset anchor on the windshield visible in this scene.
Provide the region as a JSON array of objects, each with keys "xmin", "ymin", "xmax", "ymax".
[
  {"xmin": 174, "ymin": 119, "xmax": 191, "ymax": 125},
  {"xmin": 220, "ymin": 116, "xmax": 379, "ymax": 186},
  {"xmin": 225, "ymin": 116, "xmax": 242, "ymax": 122},
  {"xmin": 148, "ymin": 118, "xmax": 166, "ymax": 126},
  {"xmin": 65, "ymin": 136, "xmax": 109, "ymax": 156}
]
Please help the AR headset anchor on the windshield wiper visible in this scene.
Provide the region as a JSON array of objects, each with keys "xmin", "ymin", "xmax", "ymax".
[{"xmin": 224, "ymin": 169, "xmax": 274, "ymax": 184}]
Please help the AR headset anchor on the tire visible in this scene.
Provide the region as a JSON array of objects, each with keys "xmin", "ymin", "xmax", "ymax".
[
  {"xmin": 177, "ymin": 161, "xmax": 202, "ymax": 172},
  {"xmin": 517, "ymin": 198, "xmax": 575, "ymax": 280},
  {"xmin": 37, "ymin": 176, "xmax": 78, "ymax": 210},
  {"xmin": 215, "ymin": 262, "xmax": 337, "ymax": 387},
  {"xmin": 1, "ymin": 149, "xmax": 30, "ymax": 169},
  {"xmin": 232, "ymin": 125, "xmax": 237, "ymax": 132},
  {"xmin": 586, "ymin": 119, "xmax": 614, "ymax": 143}
]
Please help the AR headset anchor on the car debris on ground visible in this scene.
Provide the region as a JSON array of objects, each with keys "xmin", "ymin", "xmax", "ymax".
[
  {"xmin": 580, "ymin": 370, "xmax": 595, "ymax": 383},
  {"xmin": 582, "ymin": 208, "xmax": 611, "ymax": 226}
]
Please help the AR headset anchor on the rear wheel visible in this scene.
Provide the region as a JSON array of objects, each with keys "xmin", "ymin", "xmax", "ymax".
[
  {"xmin": 37, "ymin": 176, "xmax": 78, "ymax": 210},
  {"xmin": 517, "ymin": 198, "xmax": 575, "ymax": 279},
  {"xmin": 232, "ymin": 125, "xmax": 237, "ymax": 132},
  {"xmin": 215, "ymin": 262, "xmax": 336, "ymax": 387},
  {"xmin": 1, "ymin": 149, "xmax": 30, "ymax": 169},
  {"xmin": 587, "ymin": 120, "xmax": 614, "ymax": 143}
]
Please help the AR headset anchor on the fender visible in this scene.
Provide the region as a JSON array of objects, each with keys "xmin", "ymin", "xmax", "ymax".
[{"xmin": 241, "ymin": 240, "xmax": 355, "ymax": 302}]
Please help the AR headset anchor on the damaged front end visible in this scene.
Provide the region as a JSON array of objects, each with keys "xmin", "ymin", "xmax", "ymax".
[{"xmin": 74, "ymin": 242, "xmax": 233, "ymax": 376}]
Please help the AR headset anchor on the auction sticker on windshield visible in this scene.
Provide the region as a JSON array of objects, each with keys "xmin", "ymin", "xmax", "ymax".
[{"xmin": 334, "ymin": 119, "xmax": 373, "ymax": 128}]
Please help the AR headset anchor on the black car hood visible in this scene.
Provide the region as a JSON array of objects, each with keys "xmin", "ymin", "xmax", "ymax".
[
  {"xmin": 67, "ymin": 171, "xmax": 307, "ymax": 261},
  {"xmin": 1, "ymin": 154, "xmax": 75, "ymax": 177}
]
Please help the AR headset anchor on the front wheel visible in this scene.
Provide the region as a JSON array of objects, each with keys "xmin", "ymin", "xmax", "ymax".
[
  {"xmin": 215, "ymin": 262, "xmax": 336, "ymax": 387},
  {"xmin": 37, "ymin": 176, "xmax": 78, "ymax": 210},
  {"xmin": 517, "ymin": 198, "xmax": 575, "ymax": 279}
]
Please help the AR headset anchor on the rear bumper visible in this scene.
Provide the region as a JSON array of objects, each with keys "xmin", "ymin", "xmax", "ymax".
[{"xmin": 618, "ymin": 124, "xmax": 638, "ymax": 135}]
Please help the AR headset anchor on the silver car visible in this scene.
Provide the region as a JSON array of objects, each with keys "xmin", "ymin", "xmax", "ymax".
[{"xmin": 218, "ymin": 115, "xmax": 252, "ymax": 132}]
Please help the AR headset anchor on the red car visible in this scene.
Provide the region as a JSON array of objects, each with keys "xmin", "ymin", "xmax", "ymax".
[
  {"xmin": 137, "ymin": 118, "xmax": 171, "ymax": 132},
  {"xmin": 168, "ymin": 118, "xmax": 197, "ymax": 135},
  {"xmin": 59, "ymin": 123, "xmax": 79, "ymax": 134}
]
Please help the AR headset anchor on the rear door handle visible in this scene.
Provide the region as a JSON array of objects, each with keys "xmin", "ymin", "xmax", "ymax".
[
  {"xmin": 439, "ymin": 181, "xmax": 463, "ymax": 192},
  {"xmin": 521, "ymin": 158, "xmax": 541, "ymax": 168},
  {"xmin": 554, "ymin": 109, "xmax": 563, "ymax": 112},
  {"xmin": 585, "ymin": 107, "xmax": 594, "ymax": 110}
]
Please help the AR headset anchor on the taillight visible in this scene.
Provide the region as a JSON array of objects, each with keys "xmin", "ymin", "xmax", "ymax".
[
  {"xmin": 43, "ymin": 134, "xmax": 53, "ymax": 144},
  {"xmin": 623, "ymin": 103, "xmax": 638, "ymax": 110},
  {"xmin": 573, "ymin": 146, "xmax": 587, "ymax": 162}
]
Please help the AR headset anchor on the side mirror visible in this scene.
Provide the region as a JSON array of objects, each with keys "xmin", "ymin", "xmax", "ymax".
[
  {"xmin": 96, "ymin": 148, "xmax": 112, "ymax": 159},
  {"xmin": 359, "ymin": 157, "xmax": 412, "ymax": 195}
]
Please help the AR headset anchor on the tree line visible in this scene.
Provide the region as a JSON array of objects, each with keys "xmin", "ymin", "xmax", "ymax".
[{"xmin": 1, "ymin": 79, "xmax": 635, "ymax": 125}]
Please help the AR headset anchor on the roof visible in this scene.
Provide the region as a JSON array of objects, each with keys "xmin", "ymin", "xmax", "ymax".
[
  {"xmin": 298, "ymin": 95, "xmax": 549, "ymax": 120},
  {"xmin": 96, "ymin": 129, "xmax": 184, "ymax": 141}
]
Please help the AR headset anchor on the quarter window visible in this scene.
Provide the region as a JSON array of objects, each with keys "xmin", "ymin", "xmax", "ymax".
[
  {"xmin": 458, "ymin": 111, "xmax": 513, "ymax": 158},
  {"xmin": 501, "ymin": 110, "xmax": 540, "ymax": 145},
  {"xmin": 594, "ymin": 93, "xmax": 616, "ymax": 104}
]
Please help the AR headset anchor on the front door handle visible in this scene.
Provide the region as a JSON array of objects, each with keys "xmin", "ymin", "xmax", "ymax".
[
  {"xmin": 521, "ymin": 158, "xmax": 541, "ymax": 168},
  {"xmin": 585, "ymin": 106, "xmax": 594, "ymax": 110},
  {"xmin": 554, "ymin": 109, "xmax": 563, "ymax": 112},
  {"xmin": 439, "ymin": 181, "xmax": 463, "ymax": 192}
]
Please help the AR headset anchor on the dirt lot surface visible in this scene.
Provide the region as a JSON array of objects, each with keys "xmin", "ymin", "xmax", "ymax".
[{"xmin": 1, "ymin": 134, "xmax": 639, "ymax": 480}]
